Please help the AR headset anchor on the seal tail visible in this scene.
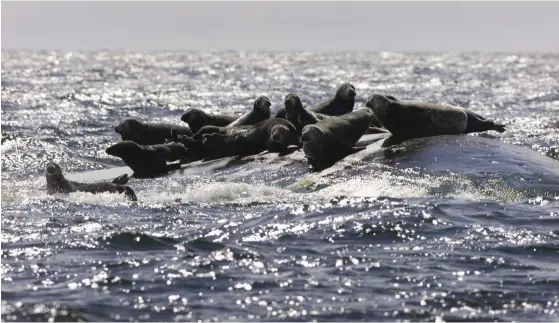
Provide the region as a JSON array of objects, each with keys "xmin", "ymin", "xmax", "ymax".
[
  {"xmin": 491, "ymin": 123, "xmax": 506, "ymax": 133},
  {"xmin": 120, "ymin": 186, "xmax": 137, "ymax": 202},
  {"xmin": 111, "ymin": 173, "xmax": 130, "ymax": 185}
]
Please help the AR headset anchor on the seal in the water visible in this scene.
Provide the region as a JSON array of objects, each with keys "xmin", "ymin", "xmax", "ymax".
[
  {"xmin": 275, "ymin": 83, "xmax": 356, "ymax": 119},
  {"xmin": 180, "ymin": 108, "xmax": 237, "ymax": 133},
  {"xmin": 45, "ymin": 162, "xmax": 137, "ymax": 201},
  {"xmin": 105, "ymin": 141, "xmax": 190, "ymax": 178},
  {"xmin": 115, "ymin": 119, "xmax": 193, "ymax": 145},
  {"xmin": 365, "ymin": 94, "xmax": 506, "ymax": 145},
  {"xmin": 226, "ymin": 95, "xmax": 272, "ymax": 128},
  {"xmin": 300, "ymin": 108, "xmax": 374, "ymax": 171},
  {"xmin": 202, "ymin": 118, "xmax": 299, "ymax": 158}
]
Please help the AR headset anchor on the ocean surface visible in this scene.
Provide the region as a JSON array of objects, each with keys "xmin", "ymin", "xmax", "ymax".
[{"xmin": 1, "ymin": 51, "xmax": 559, "ymax": 322}]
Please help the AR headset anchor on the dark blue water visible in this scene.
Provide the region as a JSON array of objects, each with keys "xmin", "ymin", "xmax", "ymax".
[{"xmin": 2, "ymin": 51, "xmax": 559, "ymax": 322}]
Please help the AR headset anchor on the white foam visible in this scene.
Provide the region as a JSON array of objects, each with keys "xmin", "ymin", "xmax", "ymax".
[{"xmin": 137, "ymin": 182, "xmax": 291, "ymax": 204}]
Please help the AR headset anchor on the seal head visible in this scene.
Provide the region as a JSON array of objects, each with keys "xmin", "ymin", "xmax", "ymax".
[
  {"xmin": 115, "ymin": 119, "xmax": 143, "ymax": 138},
  {"xmin": 300, "ymin": 125, "xmax": 325, "ymax": 161},
  {"xmin": 337, "ymin": 83, "xmax": 357, "ymax": 101},
  {"xmin": 267, "ymin": 124, "xmax": 292, "ymax": 152},
  {"xmin": 254, "ymin": 95, "xmax": 272, "ymax": 113}
]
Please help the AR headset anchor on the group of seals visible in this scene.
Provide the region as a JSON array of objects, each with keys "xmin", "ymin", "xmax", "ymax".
[{"xmin": 46, "ymin": 82, "xmax": 507, "ymax": 200}]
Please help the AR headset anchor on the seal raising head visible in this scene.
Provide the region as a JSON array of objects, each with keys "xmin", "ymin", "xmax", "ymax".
[
  {"xmin": 337, "ymin": 83, "xmax": 357, "ymax": 101},
  {"xmin": 226, "ymin": 95, "xmax": 272, "ymax": 128}
]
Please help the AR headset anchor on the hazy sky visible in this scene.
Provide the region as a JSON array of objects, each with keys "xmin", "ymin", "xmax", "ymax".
[{"xmin": 2, "ymin": 1, "xmax": 558, "ymax": 52}]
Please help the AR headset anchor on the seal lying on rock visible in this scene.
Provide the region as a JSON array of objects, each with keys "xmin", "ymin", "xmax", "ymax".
[
  {"xmin": 45, "ymin": 162, "xmax": 137, "ymax": 201},
  {"xmin": 180, "ymin": 108, "xmax": 237, "ymax": 133},
  {"xmin": 201, "ymin": 118, "xmax": 299, "ymax": 159},
  {"xmin": 226, "ymin": 95, "xmax": 272, "ymax": 128},
  {"xmin": 365, "ymin": 94, "xmax": 506, "ymax": 145},
  {"xmin": 309, "ymin": 82, "xmax": 357, "ymax": 116},
  {"xmin": 300, "ymin": 108, "xmax": 375, "ymax": 171},
  {"xmin": 105, "ymin": 141, "xmax": 190, "ymax": 178},
  {"xmin": 115, "ymin": 118, "xmax": 192, "ymax": 145}
]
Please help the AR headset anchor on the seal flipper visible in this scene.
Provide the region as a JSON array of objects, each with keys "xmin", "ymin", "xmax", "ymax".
[
  {"xmin": 463, "ymin": 111, "xmax": 507, "ymax": 134},
  {"xmin": 116, "ymin": 186, "xmax": 138, "ymax": 201},
  {"xmin": 365, "ymin": 127, "xmax": 389, "ymax": 134},
  {"xmin": 350, "ymin": 146, "xmax": 367, "ymax": 154},
  {"xmin": 112, "ymin": 174, "xmax": 130, "ymax": 185},
  {"xmin": 491, "ymin": 123, "xmax": 506, "ymax": 133}
]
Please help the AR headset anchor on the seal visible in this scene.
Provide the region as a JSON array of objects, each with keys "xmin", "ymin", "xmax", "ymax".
[
  {"xmin": 300, "ymin": 108, "xmax": 374, "ymax": 171},
  {"xmin": 180, "ymin": 108, "xmax": 237, "ymax": 133},
  {"xmin": 115, "ymin": 118, "xmax": 192, "ymax": 145},
  {"xmin": 283, "ymin": 93, "xmax": 327, "ymax": 134},
  {"xmin": 365, "ymin": 94, "xmax": 505, "ymax": 144},
  {"xmin": 309, "ymin": 82, "xmax": 357, "ymax": 115},
  {"xmin": 202, "ymin": 118, "xmax": 299, "ymax": 158},
  {"xmin": 274, "ymin": 83, "xmax": 356, "ymax": 119},
  {"xmin": 45, "ymin": 162, "xmax": 137, "ymax": 201},
  {"xmin": 105, "ymin": 141, "xmax": 190, "ymax": 178},
  {"xmin": 226, "ymin": 95, "xmax": 272, "ymax": 128}
]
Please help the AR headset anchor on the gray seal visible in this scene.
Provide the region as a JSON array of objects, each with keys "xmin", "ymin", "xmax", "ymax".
[
  {"xmin": 283, "ymin": 93, "xmax": 328, "ymax": 134},
  {"xmin": 300, "ymin": 108, "xmax": 374, "ymax": 171},
  {"xmin": 180, "ymin": 108, "xmax": 237, "ymax": 133},
  {"xmin": 115, "ymin": 118, "xmax": 192, "ymax": 145},
  {"xmin": 105, "ymin": 141, "xmax": 189, "ymax": 178},
  {"xmin": 226, "ymin": 95, "xmax": 272, "ymax": 128},
  {"xmin": 202, "ymin": 118, "xmax": 299, "ymax": 158},
  {"xmin": 365, "ymin": 94, "xmax": 505, "ymax": 144},
  {"xmin": 45, "ymin": 162, "xmax": 137, "ymax": 201}
]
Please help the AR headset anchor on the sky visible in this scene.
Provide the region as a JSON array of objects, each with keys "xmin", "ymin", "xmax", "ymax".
[{"xmin": 1, "ymin": 1, "xmax": 558, "ymax": 52}]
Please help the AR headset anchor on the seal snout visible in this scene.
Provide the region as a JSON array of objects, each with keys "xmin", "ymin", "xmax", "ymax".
[
  {"xmin": 46, "ymin": 162, "xmax": 62, "ymax": 176},
  {"xmin": 284, "ymin": 94, "xmax": 298, "ymax": 110},
  {"xmin": 180, "ymin": 112, "xmax": 191, "ymax": 123},
  {"xmin": 46, "ymin": 164, "xmax": 57, "ymax": 174},
  {"xmin": 347, "ymin": 87, "xmax": 356, "ymax": 99},
  {"xmin": 338, "ymin": 83, "xmax": 356, "ymax": 100},
  {"xmin": 256, "ymin": 96, "xmax": 272, "ymax": 109}
]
